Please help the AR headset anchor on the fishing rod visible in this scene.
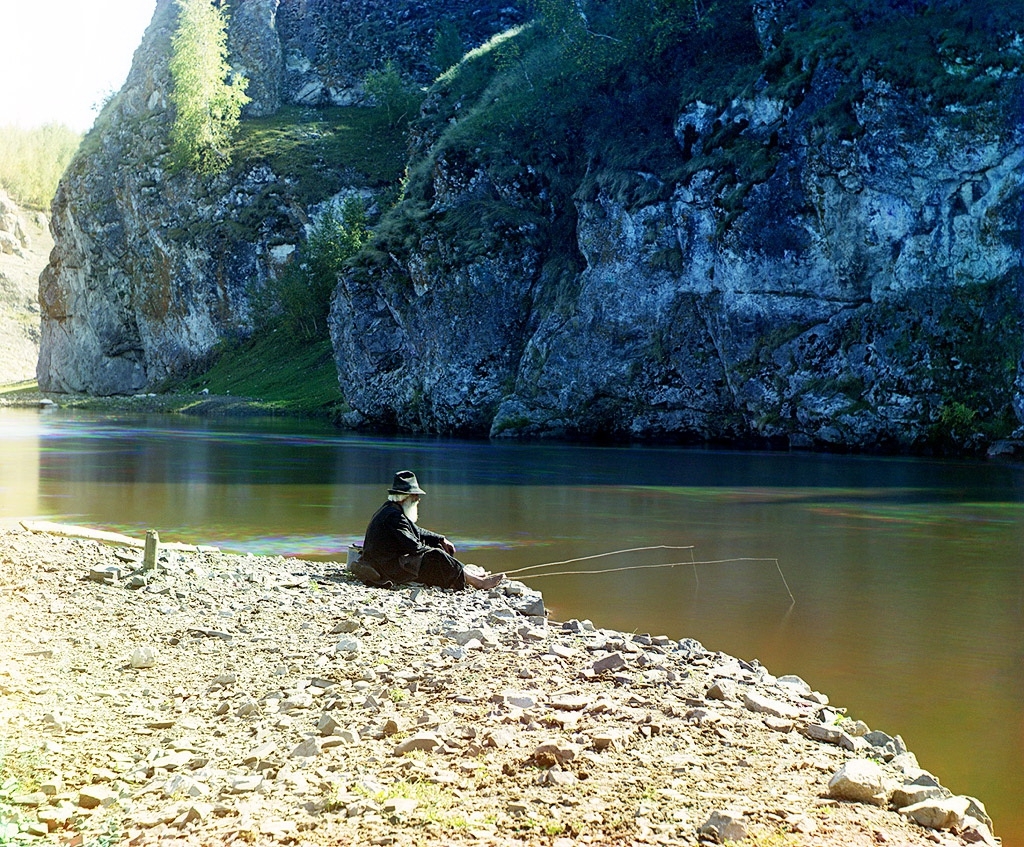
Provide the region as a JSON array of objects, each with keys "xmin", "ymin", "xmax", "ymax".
[
  {"xmin": 502, "ymin": 548, "xmax": 795, "ymax": 605},
  {"xmin": 501, "ymin": 545, "xmax": 696, "ymax": 577}
]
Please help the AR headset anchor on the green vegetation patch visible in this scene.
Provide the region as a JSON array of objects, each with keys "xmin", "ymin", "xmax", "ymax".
[
  {"xmin": 764, "ymin": 0, "xmax": 1024, "ymax": 131},
  {"xmin": 254, "ymin": 195, "xmax": 371, "ymax": 343},
  {"xmin": 175, "ymin": 333, "xmax": 344, "ymax": 419},
  {"xmin": 0, "ymin": 124, "xmax": 81, "ymax": 210},
  {"xmin": 231, "ymin": 106, "xmax": 409, "ymax": 206},
  {"xmin": 0, "ymin": 381, "xmax": 39, "ymax": 397}
]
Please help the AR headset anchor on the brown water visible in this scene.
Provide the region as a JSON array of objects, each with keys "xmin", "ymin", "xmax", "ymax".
[{"xmin": 2, "ymin": 407, "xmax": 1022, "ymax": 841}]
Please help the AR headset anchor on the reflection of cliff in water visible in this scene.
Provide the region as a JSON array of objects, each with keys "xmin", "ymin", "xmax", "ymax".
[{"xmin": 0, "ymin": 412, "xmax": 41, "ymax": 526}]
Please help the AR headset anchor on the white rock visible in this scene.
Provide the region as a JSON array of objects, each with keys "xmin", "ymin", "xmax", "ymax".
[
  {"xmin": 705, "ymin": 681, "xmax": 736, "ymax": 701},
  {"xmin": 394, "ymin": 732, "xmax": 441, "ymax": 755},
  {"xmin": 383, "ymin": 797, "xmax": 419, "ymax": 815},
  {"xmin": 533, "ymin": 739, "xmax": 580, "ymax": 766},
  {"xmin": 776, "ymin": 674, "xmax": 810, "ymax": 694},
  {"xmin": 318, "ymin": 712, "xmax": 343, "ymax": 736},
  {"xmin": 501, "ymin": 691, "xmax": 538, "ymax": 710},
  {"xmin": 446, "ymin": 627, "xmax": 489, "ymax": 646},
  {"xmin": 891, "ymin": 783, "xmax": 948, "ymax": 809},
  {"xmin": 743, "ymin": 690, "xmax": 800, "ymax": 719},
  {"xmin": 334, "ymin": 637, "xmax": 362, "ymax": 655},
  {"xmin": 130, "ymin": 645, "xmax": 159, "ymax": 668},
  {"xmin": 592, "ymin": 652, "xmax": 626, "ymax": 674},
  {"xmin": 78, "ymin": 785, "xmax": 117, "ymax": 809},
  {"xmin": 228, "ymin": 775, "xmax": 264, "ymax": 793},
  {"xmin": 827, "ymin": 759, "xmax": 888, "ymax": 807},
  {"xmin": 805, "ymin": 722, "xmax": 849, "ymax": 745},
  {"xmin": 260, "ymin": 819, "xmax": 298, "ymax": 837},
  {"xmin": 442, "ymin": 645, "xmax": 468, "ymax": 660},
  {"xmin": 700, "ymin": 808, "xmax": 749, "ymax": 843},
  {"xmin": 290, "ymin": 737, "xmax": 322, "ymax": 758},
  {"xmin": 162, "ymin": 774, "xmax": 209, "ymax": 799},
  {"xmin": 243, "ymin": 741, "xmax": 277, "ymax": 764},
  {"xmin": 550, "ymin": 694, "xmax": 590, "ymax": 711},
  {"xmin": 900, "ymin": 795, "xmax": 991, "ymax": 831}
]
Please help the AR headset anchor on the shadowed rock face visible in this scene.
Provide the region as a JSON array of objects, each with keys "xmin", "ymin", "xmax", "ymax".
[{"xmin": 329, "ymin": 67, "xmax": 1024, "ymax": 449}]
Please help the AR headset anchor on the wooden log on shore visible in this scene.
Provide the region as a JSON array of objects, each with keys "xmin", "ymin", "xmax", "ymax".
[{"xmin": 19, "ymin": 520, "xmax": 219, "ymax": 554}]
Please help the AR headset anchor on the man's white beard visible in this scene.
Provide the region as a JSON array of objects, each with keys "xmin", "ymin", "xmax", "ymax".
[{"xmin": 401, "ymin": 499, "xmax": 419, "ymax": 524}]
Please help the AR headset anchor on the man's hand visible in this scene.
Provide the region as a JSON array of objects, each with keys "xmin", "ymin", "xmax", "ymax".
[{"xmin": 441, "ymin": 537, "xmax": 456, "ymax": 556}]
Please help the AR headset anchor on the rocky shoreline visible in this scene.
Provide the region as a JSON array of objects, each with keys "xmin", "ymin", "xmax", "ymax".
[{"xmin": 0, "ymin": 527, "xmax": 997, "ymax": 846}]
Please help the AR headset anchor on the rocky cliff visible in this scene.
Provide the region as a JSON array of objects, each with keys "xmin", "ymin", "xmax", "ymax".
[
  {"xmin": 38, "ymin": 0, "xmax": 1024, "ymax": 452},
  {"xmin": 37, "ymin": 0, "xmax": 522, "ymax": 395},
  {"xmin": 329, "ymin": 0, "xmax": 1024, "ymax": 450}
]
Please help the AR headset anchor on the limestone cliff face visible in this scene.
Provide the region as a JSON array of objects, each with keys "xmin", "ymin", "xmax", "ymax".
[
  {"xmin": 330, "ymin": 24, "xmax": 1024, "ymax": 449},
  {"xmin": 40, "ymin": 0, "xmax": 1024, "ymax": 452},
  {"xmin": 498, "ymin": 81, "xmax": 1024, "ymax": 448},
  {"xmin": 37, "ymin": 0, "xmax": 522, "ymax": 394}
]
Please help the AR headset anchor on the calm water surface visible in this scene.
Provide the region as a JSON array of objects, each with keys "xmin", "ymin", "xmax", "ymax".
[{"xmin": 2, "ymin": 407, "xmax": 1022, "ymax": 841}]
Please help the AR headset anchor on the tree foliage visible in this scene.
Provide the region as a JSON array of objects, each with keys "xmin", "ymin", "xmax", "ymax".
[
  {"xmin": 169, "ymin": 0, "xmax": 250, "ymax": 174},
  {"xmin": 364, "ymin": 61, "xmax": 424, "ymax": 128},
  {"xmin": 0, "ymin": 124, "xmax": 81, "ymax": 210},
  {"xmin": 265, "ymin": 196, "xmax": 371, "ymax": 341},
  {"xmin": 432, "ymin": 21, "xmax": 466, "ymax": 75}
]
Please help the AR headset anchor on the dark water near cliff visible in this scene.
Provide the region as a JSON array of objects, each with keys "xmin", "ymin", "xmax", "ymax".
[{"xmin": 2, "ymin": 408, "xmax": 1022, "ymax": 841}]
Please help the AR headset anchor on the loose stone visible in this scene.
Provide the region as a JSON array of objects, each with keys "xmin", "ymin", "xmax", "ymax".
[{"xmin": 827, "ymin": 759, "xmax": 888, "ymax": 807}]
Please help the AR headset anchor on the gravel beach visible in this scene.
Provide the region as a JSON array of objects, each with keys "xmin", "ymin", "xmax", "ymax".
[{"xmin": 0, "ymin": 527, "xmax": 997, "ymax": 846}]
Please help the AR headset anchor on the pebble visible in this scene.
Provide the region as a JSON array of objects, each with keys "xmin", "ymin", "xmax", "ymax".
[
  {"xmin": 591, "ymin": 652, "xmax": 626, "ymax": 674},
  {"xmin": 393, "ymin": 732, "xmax": 441, "ymax": 755},
  {"xmin": 743, "ymin": 690, "xmax": 801, "ymax": 719},
  {"xmin": 78, "ymin": 785, "xmax": 118, "ymax": 809},
  {"xmin": 228, "ymin": 775, "xmax": 264, "ymax": 793},
  {"xmin": 700, "ymin": 807, "xmax": 750, "ymax": 842}
]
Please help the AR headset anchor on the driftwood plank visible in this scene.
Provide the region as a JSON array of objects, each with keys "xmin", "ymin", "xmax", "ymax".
[{"xmin": 20, "ymin": 520, "xmax": 219, "ymax": 553}]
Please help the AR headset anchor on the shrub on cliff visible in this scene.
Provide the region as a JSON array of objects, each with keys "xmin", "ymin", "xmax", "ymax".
[
  {"xmin": 263, "ymin": 196, "xmax": 371, "ymax": 341},
  {"xmin": 169, "ymin": 0, "xmax": 250, "ymax": 174},
  {"xmin": 364, "ymin": 62, "xmax": 425, "ymax": 128}
]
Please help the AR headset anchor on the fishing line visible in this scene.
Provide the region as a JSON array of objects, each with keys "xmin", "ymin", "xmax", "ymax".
[
  {"xmin": 501, "ymin": 545, "xmax": 696, "ymax": 577},
  {"xmin": 513, "ymin": 556, "xmax": 796, "ymax": 606}
]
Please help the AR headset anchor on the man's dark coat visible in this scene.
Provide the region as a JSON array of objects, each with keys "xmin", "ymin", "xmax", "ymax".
[{"xmin": 361, "ymin": 501, "xmax": 461, "ymax": 587}]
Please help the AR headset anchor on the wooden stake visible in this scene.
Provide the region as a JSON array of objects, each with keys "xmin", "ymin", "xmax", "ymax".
[{"xmin": 143, "ymin": 530, "xmax": 160, "ymax": 572}]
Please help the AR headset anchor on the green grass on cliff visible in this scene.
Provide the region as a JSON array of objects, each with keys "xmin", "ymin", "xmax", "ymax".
[
  {"xmin": 177, "ymin": 333, "xmax": 343, "ymax": 418},
  {"xmin": 231, "ymin": 105, "xmax": 409, "ymax": 207}
]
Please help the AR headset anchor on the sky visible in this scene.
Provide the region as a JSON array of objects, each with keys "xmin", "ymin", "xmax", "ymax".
[{"xmin": 1, "ymin": 0, "xmax": 158, "ymax": 132}]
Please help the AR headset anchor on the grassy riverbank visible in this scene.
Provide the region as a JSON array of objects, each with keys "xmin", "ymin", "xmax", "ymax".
[{"xmin": 0, "ymin": 333, "xmax": 344, "ymax": 420}]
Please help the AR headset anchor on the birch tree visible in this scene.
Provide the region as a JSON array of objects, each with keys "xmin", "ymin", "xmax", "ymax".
[{"xmin": 169, "ymin": 0, "xmax": 250, "ymax": 174}]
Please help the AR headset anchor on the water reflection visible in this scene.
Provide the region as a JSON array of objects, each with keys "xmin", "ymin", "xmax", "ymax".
[{"xmin": 1, "ymin": 407, "xmax": 1023, "ymax": 839}]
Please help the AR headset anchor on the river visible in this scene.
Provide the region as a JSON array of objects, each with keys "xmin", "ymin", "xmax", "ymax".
[{"xmin": 1, "ymin": 406, "xmax": 1021, "ymax": 841}]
